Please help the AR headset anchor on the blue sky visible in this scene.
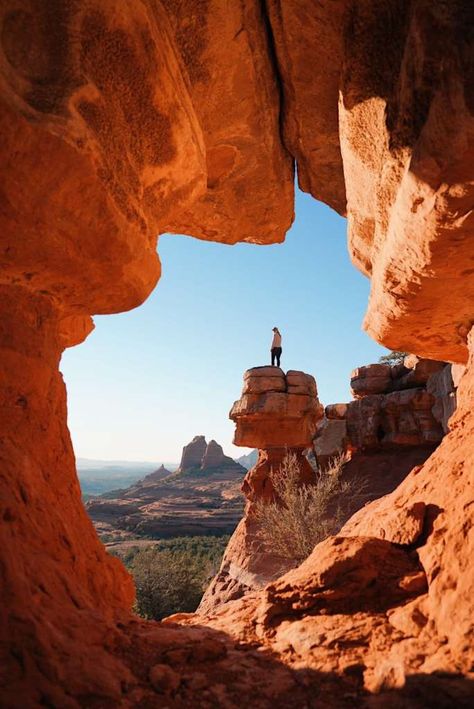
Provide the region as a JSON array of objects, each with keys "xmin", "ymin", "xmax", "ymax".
[{"xmin": 61, "ymin": 189, "xmax": 388, "ymax": 463}]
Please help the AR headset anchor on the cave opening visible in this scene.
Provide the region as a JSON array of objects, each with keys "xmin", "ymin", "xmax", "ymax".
[
  {"xmin": 60, "ymin": 187, "xmax": 388, "ymax": 620},
  {"xmin": 2, "ymin": 2, "xmax": 472, "ymax": 702}
]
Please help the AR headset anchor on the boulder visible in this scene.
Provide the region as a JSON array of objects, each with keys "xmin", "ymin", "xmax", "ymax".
[
  {"xmin": 350, "ymin": 364, "xmax": 392, "ymax": 398},
  {"xmin": 244, "ymin": 366, "xmax": 284, "ymax": 378},
  {"xmin": 313, "ymin": 418, "xmax": 347, "ymax": 467},
  {"xmin": 286, "ymin": 370, "xmax": 318, "ymax": 396},
  {"xmin": 343, "ymin": 500, "xmax": 427, "ymax": 546},
  {"xmin": 346, "ymin": 389, "xmax": 443, "ymax": 449},
  {"xmin": 394, "ymin": 358, "xmax": 446, "ymax": 390},
  {"xmin": 231, "ymin": 368, "xmax": 323, "ymax": 449},
  {"xmin": 325, "ymin": 403, "xmax": 348, "ymax": 420},
  {"xmin": 243, "ymin": 375, "xmax": 286, "ymax": 394}
]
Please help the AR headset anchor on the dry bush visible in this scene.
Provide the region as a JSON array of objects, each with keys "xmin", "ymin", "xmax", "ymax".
[{"xmin": 255, "ymin": 451, "xmax": 366, "ymax": 564}]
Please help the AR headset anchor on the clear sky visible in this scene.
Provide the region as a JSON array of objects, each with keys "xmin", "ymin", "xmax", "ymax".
[{"xmin": 61, "ymin": 189, "xmax": 388, "ymax": 463}]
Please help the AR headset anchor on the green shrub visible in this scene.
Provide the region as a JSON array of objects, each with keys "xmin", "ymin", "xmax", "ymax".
[
  {"xmin": 131, "ymin": 548, "xmax": 207, "ymax": 620},
  {"xmin": 378, "ymin": 350, "xmax": 408, "ymax": 365},
  {"xmin": 255, "ymin": 452, "xmax": 367, "ymax": 565},
  {"xmin": 122, "ymin": 536, "xmax": 229, "ymax": 620}
]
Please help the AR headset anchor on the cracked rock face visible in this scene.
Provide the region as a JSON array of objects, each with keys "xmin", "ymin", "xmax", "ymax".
[{"xmin": 230, "ymin": 367, "xmax": 323, "ymax": 450}]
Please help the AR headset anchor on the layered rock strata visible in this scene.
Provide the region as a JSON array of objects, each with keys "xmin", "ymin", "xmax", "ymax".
[
  {"xmin": 314, "ymin": 356, "xmax": 461, "ymax": 470},
  {"xmin": 199, "ymin": 368, "xmax": 323, "ymax": 613},
  {"xmin": 86, "ymin": 438, "xmax": 246, "ymax": 540}
]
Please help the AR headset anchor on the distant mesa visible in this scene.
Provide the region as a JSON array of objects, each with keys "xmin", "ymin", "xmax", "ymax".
[
  {"xmin": 85, "ymin": 435, "xmax": 247, "ymax": 541},
  {"xmin": 138, "ymin": 464, "xmax": 173, "ymax": 484},
  {"xmin": 179, "ymin": 435, "xmax": 244, "ymax": 474}
]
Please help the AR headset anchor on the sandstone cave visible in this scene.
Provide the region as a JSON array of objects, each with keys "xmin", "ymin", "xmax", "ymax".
[{"xmin": 1, "ymin": 2, "xmax": 473, "ymax": 707}]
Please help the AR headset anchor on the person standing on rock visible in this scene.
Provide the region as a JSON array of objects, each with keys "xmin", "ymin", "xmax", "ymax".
[{"xmin": 271, "ymin": 327, "xmax": 282, "ymax": 367}]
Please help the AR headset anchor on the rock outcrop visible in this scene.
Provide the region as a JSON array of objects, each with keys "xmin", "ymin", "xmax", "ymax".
[
  {"xmin": 179, "ymin": 435, "xmax": 243, "ymax": 473},
  {"xmin": 234, "ymin": 368, "xmax": 323, "ymax": 503},
  {"xmin": 314, "ymin": 355, "xmax": 461, "ymax": 470},
  {"xmin": 179, "ymin": 435, "xmax": 208, "ymax": 471},
  {"xmin": 1, "ymin": 2, "xmax": 473, "ymax": 705},
  {"xmin": 314, "ymin": 356, "xmax": 461, "ymax": 508},
  {"xmin": 141, "ymin": 464, "xmax": 172, "ymax": 483},
  {"xmin": 179, "ymin": 331, "xmax": 474, "ymax": 703},
  {"xmin": 199, "ymin": 368, "xmax": 323, "ymax": 613}
]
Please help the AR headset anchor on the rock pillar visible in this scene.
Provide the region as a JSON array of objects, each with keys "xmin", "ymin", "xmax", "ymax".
[{"xmin": 199, "ymin": 367, "xmax": 323, "ymax": 613}]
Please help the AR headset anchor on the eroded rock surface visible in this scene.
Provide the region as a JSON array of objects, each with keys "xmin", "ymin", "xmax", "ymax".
[
  {"xmin": 182, "ymin": 331, "xmax": 474, "ymax": 700},
  {"xmin": 315, "ymin": 356, "xmax": 460, "ymax": 471},
  {"xmin": 1, "ymin": 1, "xmax": 473, "ymax": 705},
  {"xmin": 199, "ymin": 368, "xmax": 323, "ymax": 614}
]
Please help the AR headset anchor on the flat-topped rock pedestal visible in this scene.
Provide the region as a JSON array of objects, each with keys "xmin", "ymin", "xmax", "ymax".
[
  {"xmin": 232, "ymin": 367, "xmax": 323, "ymax": 503},
  {"xmin": 199, "ymin": 367, "xmax": 323, "ymax": 613}
]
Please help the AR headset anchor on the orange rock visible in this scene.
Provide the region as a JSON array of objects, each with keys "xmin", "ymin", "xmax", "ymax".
[
  {"xmin": 231, "ymin": 367, "xmax": 323, "ymax": 449},
  {"xmin": 350, "ymin": 364, "xmax": 392, "ymax": 398},
  {"xmin": 339, "ymin": 3, "xmax": 474, "ymax": 362},
  {"xmin": 161, "ymin": 0, "xmax": 294, "ymax": 244},
  {"xmin": 200, "ymin": 369, "xmax": 323, "ymax": 613},
  {"xmin": 192, "ymin": 331, "xmax": 473, "ymax": 693},
  {"xmin": 1, "ymin": 2, "xmax": 473, "ymax": 704},
  {"xmin": 265, "ymin": 0, "xmax": 347, "ymax": 214}
]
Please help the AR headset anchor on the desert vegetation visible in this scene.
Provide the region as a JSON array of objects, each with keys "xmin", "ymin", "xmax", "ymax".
[
  {"xmin": 255, "ymin": 452, "xmax": 367, "ymax": 564},
  {"xmin": 111, "ymin": 536, "xmax": 229, "ymax": 620},
  {"xmin": 378, "ymin": 350, "xmax": 408, "ymax": 365}
]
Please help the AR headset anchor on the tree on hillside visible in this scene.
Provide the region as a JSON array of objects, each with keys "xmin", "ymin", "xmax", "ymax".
[{"xmin": 378, "ymin": 350, "xmax": 408, "ymax": 365}]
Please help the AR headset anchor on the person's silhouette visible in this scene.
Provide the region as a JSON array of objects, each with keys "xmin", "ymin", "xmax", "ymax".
[{"xmin": 271, "ymin": 327, "xmax": 282, "ymax": 367}]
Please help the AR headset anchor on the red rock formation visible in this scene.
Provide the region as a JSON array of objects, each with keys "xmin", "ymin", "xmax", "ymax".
[
  {"xmin": 179, "ymin": 435, "xmax": 208, "ymax": 471},
  {"xmin": 316, "ymin": 356, "xmax": 456, "ymax": 469},
  {"xmin": 0, "ymin": 286, "xmax": 135, "ymax": 705},
  {"xmin": 160, "ymin": 0, "xmax": 294, "ymax": 244},
  {"xmin": 143, "ymin": 464, "xmax": 173, "ymax": 483},
  {"xmin": 265, "ymin": 0, "xmax": 347, "ymax": 214},
  {"xmin": 338, "ymin": 3, "xmax": 474, "ymax": 363},
  {"xmin": 199, "ymin": 368, "xmax": 323, "ymax": 613},
  {"xmin": 178, "ymin": 435, "xmax": 242, "ymax": 473},
  {"xmin": 183, "ymin": 330, "xmax": 474, "ymax": 700},
  {"xmin": 232, "ymin": 368, "xmax": 323, "ymax": 500},
  {"xmin": 201, "ymin": 439, "xmax": 240, "ymax": 471},
  {"xmin": 1, "ymin": 1, "xmax": 473, "ymax": 705}
]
